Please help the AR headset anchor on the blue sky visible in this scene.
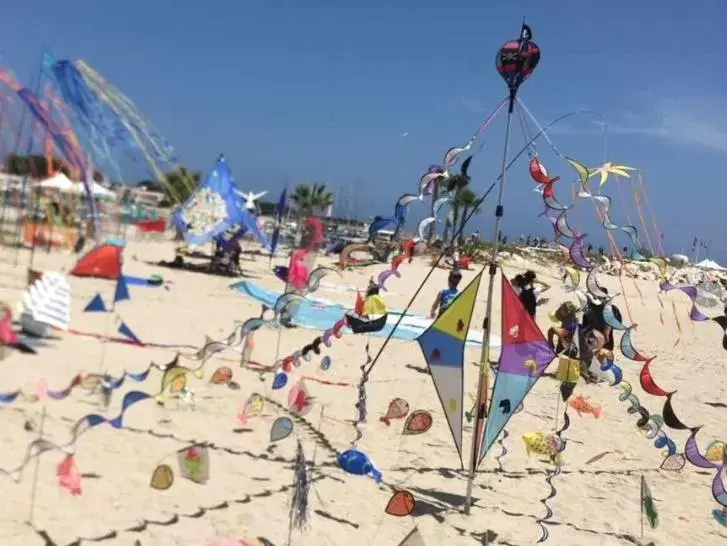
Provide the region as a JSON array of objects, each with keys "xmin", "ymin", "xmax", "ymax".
[{"xmin": 3, "ymin": 0, "xmax": 727, "ymax": 260}]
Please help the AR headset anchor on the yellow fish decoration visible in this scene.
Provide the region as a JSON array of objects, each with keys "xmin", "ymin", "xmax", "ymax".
[{"xmin": 522, "ymin": 432, "xmax": 562, "ymax": 464}]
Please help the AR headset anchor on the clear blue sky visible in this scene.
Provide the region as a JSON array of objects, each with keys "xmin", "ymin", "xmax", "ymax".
[{"xmin": 4, "ymin": 1, "xmax": 727, "ymax": 260}]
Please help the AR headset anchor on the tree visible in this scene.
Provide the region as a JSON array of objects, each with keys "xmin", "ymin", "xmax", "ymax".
[
  {"xmin": 290, "ymin": 183, "xmax": 334, "ymax": 218},
  {"xmin": 158, "ymin": 168, "xmax": 201, "ymax": 207},
  {"xmin": 455, "ymin": 188, "xmax": 482, "ymax": 246},
  {"xmin": 4, "ymin": 153, "xmax": 71, "ymax": 178}
]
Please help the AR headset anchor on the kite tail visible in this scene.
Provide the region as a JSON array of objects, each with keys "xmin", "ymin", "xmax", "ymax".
[
  {"xmin": 536, "ymin": 463, "xmax": 562, "ymax": 543},
  {"xmin": 351, "ymin": 343, "xmax": 373, "ymax": 446},
  {"xmin": 494, "ymin": 428, "xmax": 509, "ymax": 472},
  {"xmin": 617, "ymin": 380, "xmax": 677, "ymax": 458},
  {"xmin": 537, "ymin": 385, "xmax": 571, "ymax": 543}
]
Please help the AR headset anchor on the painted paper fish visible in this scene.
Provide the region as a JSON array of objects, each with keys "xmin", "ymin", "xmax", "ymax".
[
  {"xmin": 380, "ymin": 397, "xmax": 410, "ymax": 426},
  {"xmin": 337, "ymin": 449, "xmax": 382, "ymax": 483},
  {"xmin": 568, "ymin": 395, "xmax": 602, "ymax": 418}
]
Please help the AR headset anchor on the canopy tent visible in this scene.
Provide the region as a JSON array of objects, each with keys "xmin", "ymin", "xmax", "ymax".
[
  {"xmin": 696, "ymin": 259, "xmax": 726, "ymax": 271},
  {"xmin": 38, "ymin": 173, "xmax": 116, "ymax": 199}
]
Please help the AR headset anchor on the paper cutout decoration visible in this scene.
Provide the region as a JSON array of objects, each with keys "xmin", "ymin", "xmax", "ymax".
[
  {"xmin": 83, "ymin": 293, "xmax": 107, "ymax": 313},
  {"xmin": 713, "ymin": 508, "xmax": 727, "ymax": 527},
  {"xmin": 416, "ymin": 272, "xmax": 482, "ymax": 462},
  {"xmin": 337, "ymin": 449, "xmax": 382, "ymax": 483},
  {"xmin": 210, "ymin": 366, "xmax": 233, "ymax": 385},
  {"xmin": 150, "ymin": 464, "xmax": 174, "ymax": 490},
  {"xmin": 270, "ymin": 417, "xmax": 294, "ymax": 442},
  {"xmin": 397, "ymin": 527, "xmax": 426, "ymax": 546},
  {"xmin": 385, "ymin": 490, "xmax": 416, "ymax": 516},
  {"xmin": 113, "ymin": 275, "xmax": 130, "ymax": 303},
  {"xmin": 380, "ymin": 398, "xmax": 410, "ymax": 426},
  {"xmin": 57, "ymin": 453, "xmax": 82, "ymax": 495},
  {"xmin": 238, "ymin": 393, "xmax": 264, "ymax": 424},
  {"xmin": 241, "ymin": 331, "xmax": 255, "ymax": 367},
  {"xmin": 480, "ymin": 275, "xmax": 556, "ymax": 466},
  {"xmin": 403, "ymin": 410, "xmax": 433, "ymax": 435},
  {"xmin": 272, "ymin": 373, "xmax": 288, "ymax": 390},
  {"xmin": 177, "ymin": 445, "xmax": 210, "ymax": 484},
  {"xmin": 660, "ymin": 454, "xmax": 686, "ymax": 472},
  {"xmin": 288, "ymin": 380, "xmax": 313, "ymax": 416}
]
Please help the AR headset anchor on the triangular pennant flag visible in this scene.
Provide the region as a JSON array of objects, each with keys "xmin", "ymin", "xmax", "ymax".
[
  {"xmin": 641, "ymin": 475, "xmax": 659, "ymax": 529},
  {"xmin": 397, "ymin": 527, "xmax": 426, "ymax": 546},
  {"xmin": 113, "ymin": 275, "xmax": 130, "ymax": 304},
  {"xmin": 118, "ymin": 321, "xmax": 142, "ymax": 344},
  {"xmin": 416, "ymin": 272, "xmax": 482, "ymax": 465},
  {"xmin": 83, "ymin": 294, "xmax": 108, "ymax": 313},
  {"xmin": 478, "ymin": 275, "xmax": 555, "ymax": 466}
]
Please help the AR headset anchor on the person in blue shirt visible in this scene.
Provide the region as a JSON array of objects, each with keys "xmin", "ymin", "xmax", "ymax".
[{"xmin": 430, "ymin": 269, "xmax": 463, "ymax": 318}]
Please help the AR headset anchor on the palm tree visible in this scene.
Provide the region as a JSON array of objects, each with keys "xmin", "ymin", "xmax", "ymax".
[
  {"xmin": 159, "ymin": 168, "xmax": 201, "ymax": 207},
  {"xmin": 455, "ymin": 188, "xmax": 482, "ymax": 246},
  {"xmin": 290, "ymin": 183, "xmax": 334, "ymax": 218}
]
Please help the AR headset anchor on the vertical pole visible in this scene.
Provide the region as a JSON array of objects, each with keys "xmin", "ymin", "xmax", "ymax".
[
  {"xmin": 14, "ymin": 52, "xmax": 46, "ymax": 267},
  {"xmin": 463, "ymin": 89, "xmax": 517, "ymax": 515},
  {"xmin": 640, "ymin": 476, "xmax": 644, "ymax": 538},
  {"xmin": 28, "ymin": 406, "xmax": 47, "ymax": 526}
]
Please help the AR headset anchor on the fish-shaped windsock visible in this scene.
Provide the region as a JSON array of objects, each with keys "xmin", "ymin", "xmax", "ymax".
[
  {"xmin": 337, "ymin": 449, "xmax": 382, "ymax": 483},
  {"xmin": 522, "ymin": 432, "xmax": 563, "ymax": 463}
]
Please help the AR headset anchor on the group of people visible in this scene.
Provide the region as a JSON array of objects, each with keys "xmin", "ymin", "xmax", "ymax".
[{"xmin": 547, "ymin": 287, "xmax": 622, "ymax": 382}]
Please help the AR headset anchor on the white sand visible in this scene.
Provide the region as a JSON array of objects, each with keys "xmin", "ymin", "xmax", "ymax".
[{"xmin": 0, "ymin": 240, "xmax": 724, "ymax": 546}]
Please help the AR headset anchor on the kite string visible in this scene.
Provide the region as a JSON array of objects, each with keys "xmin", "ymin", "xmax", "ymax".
[
  {"xmin": 517, "ymin": 100, "xmax": 646, "ymax": 313},
  {"xmin": 361, "ymin": 104, "xmax": 594, "ymax": 383}
]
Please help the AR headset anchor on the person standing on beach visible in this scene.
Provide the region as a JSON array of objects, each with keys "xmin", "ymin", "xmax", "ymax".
[
  {"xmin": 430, "ymin": 269, "xmax": 462, "ymax": 318},
  {"xmin": 513, "ymin": 270, "xmax": 550, "ymax": 318}
]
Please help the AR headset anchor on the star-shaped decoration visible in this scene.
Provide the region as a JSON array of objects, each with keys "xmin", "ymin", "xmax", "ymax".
[{"xmin": 587, "ymin": 162, "xmax": 637, "ymax": 187}]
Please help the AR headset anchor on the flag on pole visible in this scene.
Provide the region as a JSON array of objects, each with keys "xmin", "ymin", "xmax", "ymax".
[{"xmin": 641, "ymin": 475, "xmax": 659, "ymax": 530}]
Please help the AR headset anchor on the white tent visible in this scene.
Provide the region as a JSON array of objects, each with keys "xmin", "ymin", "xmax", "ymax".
[
  {"xmin": 39, "ymin": 173, "xmax": 77, "ymax": 193},
  {"xmin": 696, "ymin": 259, "xmax": 726, "ymax": 271},
  {"xmin": 38, "ymin": 173, "xmax": 116, "ymax": 199}
]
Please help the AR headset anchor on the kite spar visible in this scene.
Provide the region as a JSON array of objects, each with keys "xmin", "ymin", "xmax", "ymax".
[{"xmin": 463, "ymin": 21, "xmax": 541, "ymax": 515}]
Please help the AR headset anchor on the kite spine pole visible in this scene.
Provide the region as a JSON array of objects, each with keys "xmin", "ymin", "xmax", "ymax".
[
  {"xmin": 14, "ymin": 51, "xmax": 46, "ymax": 268},
  {"xmin": 464, "ymin": 87, "xmax": 517, "ymax": 515}
]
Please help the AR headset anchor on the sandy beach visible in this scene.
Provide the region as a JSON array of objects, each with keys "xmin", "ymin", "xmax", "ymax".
[{"xmin": 0, "ymin": 239, "xmax": 724, "ymax": 546}]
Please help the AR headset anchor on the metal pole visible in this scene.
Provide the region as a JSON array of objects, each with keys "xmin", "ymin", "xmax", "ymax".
[{"xmin": 463, "ymin": 90, "xmax": 517, "ymax": 515}]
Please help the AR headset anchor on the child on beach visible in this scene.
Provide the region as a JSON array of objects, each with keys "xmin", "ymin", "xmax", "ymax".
[
  {"xmin": 430, "ymin": 269, "xmax": 463, "ymax": 318},
  {"xmin": 547, "ymin": 302, "xmax": 579, "ymax": 357}
]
